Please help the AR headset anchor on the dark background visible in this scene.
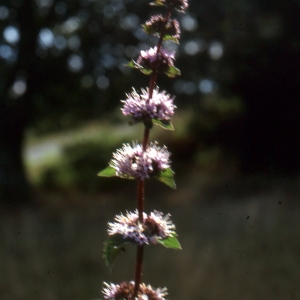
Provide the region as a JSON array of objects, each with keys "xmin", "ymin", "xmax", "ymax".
[{"xmin": 0, "ymin": 0, "xmax": 300, "ymax": 299}]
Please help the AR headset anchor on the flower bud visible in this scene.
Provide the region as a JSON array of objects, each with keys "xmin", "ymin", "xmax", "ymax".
[
  {"xmin": 143, "ymin": 15, "xmax": 181, "ymax": 41},
  {"xmin": 103, "ymin": 281, "xmax": 168, "ymax": 300}
]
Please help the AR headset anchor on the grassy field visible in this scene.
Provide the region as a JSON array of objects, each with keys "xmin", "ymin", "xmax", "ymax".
[{"xmin": 1, "ymin": 173, "xmax": 300, "ymax": 300}]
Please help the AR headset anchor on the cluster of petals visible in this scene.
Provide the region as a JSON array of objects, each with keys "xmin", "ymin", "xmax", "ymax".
[
  {"xmin": 121, "ymin": 87, "xmax": 176, "ymax": 122},
  {"xmin": 110, "ymin": 142, "xmax": 171, "ymax": 180},
  {"xmin": 137, "ymin": 47, "xmax": 175, "ymax": 72},
  {"xmin": 144, "ymin": 14, "xmax": 180, "ymax": 40},
  {"xmin": 102, "ymin": 281, "xmax": 168, "ymax": 300},
  {"xmin": 107, "ymin": 210, "xmax": 176, "ymax": 245}
]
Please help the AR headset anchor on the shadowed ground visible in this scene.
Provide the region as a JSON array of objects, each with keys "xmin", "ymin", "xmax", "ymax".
[{"xmin": 1, "ymin": 173, "xmax": 299, "ymax": 300}]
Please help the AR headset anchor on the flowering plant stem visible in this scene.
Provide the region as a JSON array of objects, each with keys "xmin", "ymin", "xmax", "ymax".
[
  {"xmin": 99, "ymin": 1, "xmax": 187, "ymax": 299},
  {"xmin": 134, "ymin": 8, "xmax": 173, "ymax": 296},
  {"xmin": 135, "ymin": 179, "xmax": 145, "ymax": 296}
]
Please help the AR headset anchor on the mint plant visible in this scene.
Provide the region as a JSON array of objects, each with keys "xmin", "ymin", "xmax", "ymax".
[{"xmin": 98, "ymin": 0, "xmax": 188, "ymax": 298}]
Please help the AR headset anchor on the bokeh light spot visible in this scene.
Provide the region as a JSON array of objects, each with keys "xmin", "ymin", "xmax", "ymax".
[
  {"xmin": 68, "ymin": 54, "xmax": 83, "ymax": 72},
  {"xmin": 209, "ymin": 41, "xmax": 223, "ymax": 60},
  {"xmin": 3, "ymin": 26, "xmax": 20, "ymax": 44},
  {"xmin": 184, "ymin": 40, "xmax": 200, "ymax": 55},
  {"xmin": 103, "ymin": 5, "xmax": 115, "ymax": 18},
  {"xmin": 174, "ymin": 80, "xmax": 197, "ymax": 95},
  {"xmin": 111, "ymin": 0, "xmax": 124, "ymax": 12},
  {"xmin": 119, "ymin": 13, "xmax": 140, "ymax": 30},
  {"xmin": 0, "ymin": 6, "xmax": 9, "ymax": 20},
  {"xmin": 54, "ymin": 36, "xmax": 67, "ymax": 50},
  {"xmin": 96, "ymin": 75, "xmax": 109, "ymax": 89},
  {"xmin": 39, "ymin": 28, "xmax": 54, "ymax": 48},
  {"xmin": 102, "ymin": 54, "xmax": 115, "ymax": 69},
  {"xmin": 62, "ymin": 17, "xmax": 81, "ymax": 34},
  {"xmin": 199, "ymin": 79, "xmax": 215, "ymax": 94},
  {"xmin": 125, "ymin": 45, "xmax": 138, "ymax": 58},
  {"xmin": 0, "ymin": 44, "xmax": 17, "ymax": 62},
  {"xmin": 134, "ymin": 27, "xmax": 148, "ymax": 41},
  {"xmin": 12, "ymin": 80, "xmax": 27, "ymax": 96},
  {"xmin": 181, "ymin": 15, "xmax": 198, "ymax": 31}
]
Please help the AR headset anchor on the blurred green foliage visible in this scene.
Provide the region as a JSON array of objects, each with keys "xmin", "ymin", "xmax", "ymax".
[{"xmin": 1, "ymin": 0, "xmax": 300, "ymax": 205}]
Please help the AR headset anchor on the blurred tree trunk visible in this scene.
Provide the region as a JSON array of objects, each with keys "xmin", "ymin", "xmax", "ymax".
[
  {"xmin": 0, "ymin": 104, "xmax": 31, "ymax": 207},
  {"xmin": 0, "ymin": 0, "xmax": 39, "ymax": 207}
]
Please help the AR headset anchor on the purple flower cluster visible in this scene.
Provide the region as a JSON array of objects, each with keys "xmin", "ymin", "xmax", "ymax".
[
  {"xmin": 121, "ymin": 87, "xmax": 176, "ymax": 122},
  {"xmin": 110, "ymin": 142, "xmax": 171, "ymax": 180},
  {"xmin": 137, "ymin": 46, "xmax": 175, "ymax": 72},
  {"xmin": 144, "ymin": 14, "xmax": 180, "ymax": 40},
  {"xmin": 108, "ymin": 210, "xmax": 176, "ymax": 245},
  {"xmin": 103, "ymin": 281, "xmax": 168, "ymax": 300}
]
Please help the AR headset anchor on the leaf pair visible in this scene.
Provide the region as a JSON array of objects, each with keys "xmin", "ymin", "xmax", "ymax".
[
  {"xmin": 127, "ymin": 60, "xmax": 181, "ymax": 78},
  {"xmin": 142, "ymin": 24, "xmax": 180, "ymax": 44},
  {"xmin": 104, "ymin": 234, "xmax": 181, "ymax": 266},
  {"xmin": 98, "ymin": 167, "xmax": 176, "ymax": 189},
  {"xmin": 130, "ymin": 117, "xmax": 174, "ymax": 131}
]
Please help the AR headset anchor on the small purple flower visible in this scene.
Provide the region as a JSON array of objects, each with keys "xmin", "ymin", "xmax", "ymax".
[
  {"xmin": 110, "ymin": 142, "xmax": 171, "ymax": 180},
  {"xmin": 145, "ymin": 211, "xmax": 175, "ymax": 243},
  {"xmin": 103, "ymin": 282, "xmax": 119, "ymax": 299},
  {"xmin": 108, "ymin": 211, "xmax": 148, "ymax": 245},
  {"xmin": 121, "ymin": 87, "xmax": 176, "ymax": 123},
  {"xmin": 102, "ymin": 281, "xmax": 168, "ymax": 300},
  {"xmin": 136, "ymin": 46, "xmax": 175, "ymax": 73},
  {"xmin": 108, "ymin": 210, "xmax": 176, "ymax": 245}
]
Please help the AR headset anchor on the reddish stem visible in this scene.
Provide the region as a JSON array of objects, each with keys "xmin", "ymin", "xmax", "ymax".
[
  {"xmin": 137, "ymin": 179, "xmax": 145, "ymax": 222},
  {"xmin": 133, "ymin": 7, "xmax": 173, "ymax": 299},
  {"xmin": 155, "ymin": 7, "xmax": 172, "ymax": 57},
  {"xmin": 133, "ymin": 245, "xmax": 144, "ymax": 297}
]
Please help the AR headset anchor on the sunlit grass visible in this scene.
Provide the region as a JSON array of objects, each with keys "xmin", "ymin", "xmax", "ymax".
[
  {"xmin": 23, "ymin": 121, "xmax": 140, "ymax": 186},
  {"xmin": 23, "ymin": 111, "xmax": 196, "ymax": 189}
]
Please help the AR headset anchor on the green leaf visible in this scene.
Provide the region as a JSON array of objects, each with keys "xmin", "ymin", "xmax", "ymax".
[
  {"xmin": 140, "ymin": 68, "xmax": 153, "ymax": 75},
  {"xmin": 142, "ymin": 24, "xmax": 156, "ymax": 35},
  {"xmin": 150, "ymin": 0, "xmax": 164, "ymax": 6},
  {"xmin": 98, "ymin": 165, "xmax": 135, "ymax": 180},
  {"xmin": 163, "ymin": 35, "xmax": 179, "ymax": 44},
  {"xmin": 164, "ymin": 65, "xmax": 181, "ymax": 78},
  {"xmin": 126, "ymin": 60, "xmax": 142, "ymax": 69},
  {"xmin": 152, "ymin": 119, "xmax": 174, "ymax": 131},
  {"xmin": 126, "ymin": 60, "xmax": 153, "ymax": 75},
  {"xmin": 157, "ymin": 234, "xmax": 181, "ymax": 250},
  {"xmin": 103, "ymin": 235, "xmax": 134, "ymax": 266},
  {"xmin": 97, "ymin": 165, "xmax": 116, "ymax": 177},
  {"xmin": 155, "ymin": 168, "xmax": 176, "ymax": 189},
  {"xmin": 126, "ymin": 60, "xmax": 136, "ymax": 68}
]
